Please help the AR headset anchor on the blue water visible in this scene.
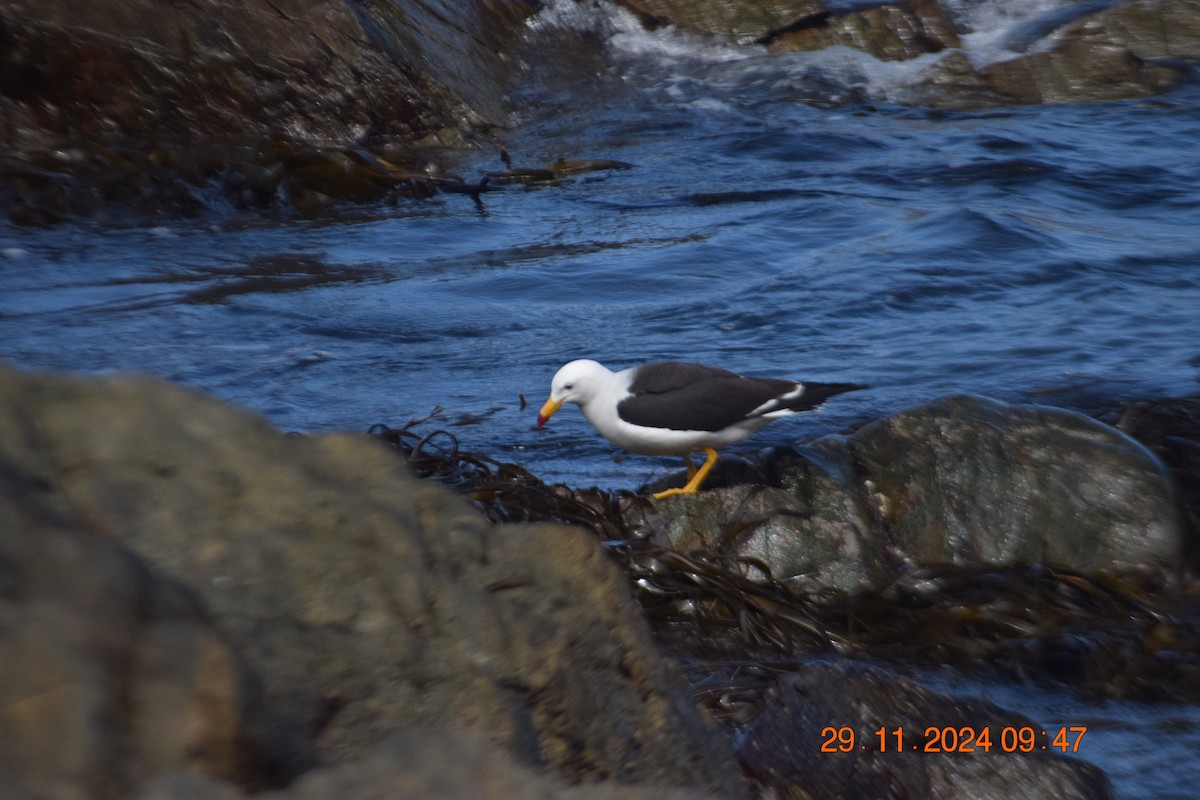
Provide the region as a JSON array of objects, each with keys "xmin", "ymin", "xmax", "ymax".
[
  {"xmin": 1, "ymin": 3, "xmax": 1199, "ymax": 795},
  {"xmin": 922, "ymin": 668, "xmax": 1200, "ymax": 800}
]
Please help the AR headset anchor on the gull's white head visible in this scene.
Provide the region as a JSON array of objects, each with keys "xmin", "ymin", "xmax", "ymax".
[{"xmin": 536, "ymin": 359, "xmax": 611, "ymax": 428}]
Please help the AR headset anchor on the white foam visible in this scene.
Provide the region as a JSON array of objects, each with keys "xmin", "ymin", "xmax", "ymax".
[
  {"xmin": 527, "ymin": 0, "xmax": 758, "ymax": 64},
  {"xmin": 523, "ymin": 0, "xmax": 1080, "ymax": 105},
  {"xmin": 940, "ymin": 0, "xmax": 1072, "ymax": 64}
]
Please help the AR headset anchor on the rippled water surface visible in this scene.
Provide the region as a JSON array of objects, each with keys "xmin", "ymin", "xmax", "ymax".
[
  {"xmin": 920, "ymin": 667, "xmax": 1200, "ymax": 799},
  {"xmin": 3, "ymin": 2, "xmax": 1200, "ymax": 796},
  {"xmin": 5, "ymin": 74, "xmax": 1197, "ymax": 488}
]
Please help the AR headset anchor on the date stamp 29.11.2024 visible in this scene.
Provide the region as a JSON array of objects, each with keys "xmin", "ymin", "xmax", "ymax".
[{"xmin": 820, "ymin": 725, "xmax": 1087, "ymax": 754}]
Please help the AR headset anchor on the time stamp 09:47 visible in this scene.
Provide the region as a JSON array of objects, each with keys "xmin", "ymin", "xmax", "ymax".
[{"xmin": 821, "ymin": 725, "xmax": 1088, "ymax": 754}]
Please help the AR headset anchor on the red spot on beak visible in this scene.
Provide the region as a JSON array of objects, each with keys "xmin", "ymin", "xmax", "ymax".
[{"xmin": 537, "ymin": 397, "xmax": 562, "ymax": 429}]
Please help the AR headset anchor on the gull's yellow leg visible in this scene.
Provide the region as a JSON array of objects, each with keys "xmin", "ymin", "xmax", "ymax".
[
  {"xmin": 684, "ymin": 453, "xmax": 698, "ymax": 480},
  {"xmin": 652, "ymin": 447, "xmax": 719, "ymax": 500}
]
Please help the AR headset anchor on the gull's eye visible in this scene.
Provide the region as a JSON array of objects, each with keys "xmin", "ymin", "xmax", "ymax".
[{"xmin": 564, "ymin": 382, "xmax": 574, "ymax": 390}]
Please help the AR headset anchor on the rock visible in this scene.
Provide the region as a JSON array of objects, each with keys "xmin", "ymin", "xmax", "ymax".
[
  {"xmin": 613, "ymin": 0, "xmax": 828, "ymax": 44},
  {"xmin": 136, "ymin": 727, "xmax": 717, "ymax": 800},
  {"xmin": 906, "ymin": 50, "xmax": 1012, "ymax": 109},
  {"xmin": 737, "ymin": 660, "xmax": 1114, "ymax": 799},
  {"xmin": 269, "ymin": 727, "xmax": 715, "ymax": 800},
  {"xmin": 0, "ymin": 362, "xmax": 747, "ymax": 796},
  {"xmin": 913, "ymin": 0, "xmax": 1192, "ymax": 107},
  {"xmin": 608, "ymin": 0, "xmax": 1192, "ymax": 108},
  {"xmin": 0, "ymin": 0, "xmax": 536, "ymax": 150},
  {"xmin": 850, "ymin": 394, "xmax": 1185, "ymax": 575},
  {"xmin": 632, "ymin": 448, "xmax": 885, "ymax": 592},
  {"xmin": 0, "ymin": 0, "xmax": 545, "ymax": 221},
  {"xmin": 630, "ymin": 394, "xmax": 1185, "ymax": 592},
  {"xmin": 978, "ymin": 37, "xmax": 1183, "ymax": 105},
  {"xmin": 764, "ymin": 0, "xmax": 960, "ymax": 60},
  {"xmin": 0, "ymin": 471, "xmax": 281, "ymax": 797},
  {"xmin": 1052, "ymin": 0, "xmax": 1200, "ymax": 62},
  {"xmin": 1109, "ymin": 397, "xmax": 1200, "ymax": 573}
]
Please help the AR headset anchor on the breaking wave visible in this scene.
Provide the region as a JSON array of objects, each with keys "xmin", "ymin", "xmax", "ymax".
[{"xmin": 523, "ymin": 0, "xmax": 1117, "ymax": 106}]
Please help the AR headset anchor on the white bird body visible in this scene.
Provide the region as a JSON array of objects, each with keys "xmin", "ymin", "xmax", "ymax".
[{"xmin": 537, "ymin": 359, "xmax": 864, "ymax": 498}]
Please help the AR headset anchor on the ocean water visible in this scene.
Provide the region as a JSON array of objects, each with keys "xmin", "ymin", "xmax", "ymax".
[
  {"xmin": 2, "ymin": 1, "xmax": 1199, "ymax": 794},
  {"xmin": 918, "ymin": 666, "xmax": 1200, "ymax": 800},
  {"xmin": 4, "ymin": 2, "xmax": 1198, "ymax": 494}
]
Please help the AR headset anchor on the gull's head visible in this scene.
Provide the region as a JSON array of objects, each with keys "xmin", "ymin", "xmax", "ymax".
[{"xmin": 537, "ymin": 359, "xmax": 609, "ymax": 428}]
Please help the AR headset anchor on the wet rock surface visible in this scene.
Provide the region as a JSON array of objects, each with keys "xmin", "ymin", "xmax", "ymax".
[
  {"xmin": 634, "ymin": 482, "xmax": 883, "ymax": 592},
  {"xmin": 851, "ymin": 394, "xmax": 1184, "ymax": 575},
  {"xmin": 0, "ymin": 0, "xmax": 540, "ymax": 223},
  {"xmin": 611, "ymin": 0, "xmax": 1196, "ymax": 107},
  {"xmin": 763, "ymin": 0, "xmax": 961, "ymax": 60},
  {"xmin": 635, "ymin": 394, "xmax": 1186, "ymax": 591},
  {"xmin": 611, "ymin": 0, "xmax": 828, "ymax": 43},
  {"xmin": 0, "ymin": 0, "xmax": 533, "ymax": 148}
]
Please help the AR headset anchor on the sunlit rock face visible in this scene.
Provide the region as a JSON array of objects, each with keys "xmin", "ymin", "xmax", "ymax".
[{"xmin": 633, "ymin": 394, "xmax": 1185, "ymax": 592}]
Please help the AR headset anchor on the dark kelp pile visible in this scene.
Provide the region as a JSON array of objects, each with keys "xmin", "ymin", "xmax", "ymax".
[{"xmin": 371, "ymin": 399, "xmax": 1200, "ymax": 719}]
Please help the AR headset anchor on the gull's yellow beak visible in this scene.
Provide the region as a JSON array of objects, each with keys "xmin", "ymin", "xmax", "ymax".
[{"xmin": 536, "ymin": 397, "xmax": 563, "ymax": 429}]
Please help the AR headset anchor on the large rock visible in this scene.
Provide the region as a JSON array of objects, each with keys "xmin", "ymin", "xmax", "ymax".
[
  {"xmin": 635, "ymin": 394, "xmax": 1185, "ymax": 591},
  {"xmin": 913, "ymin": 0, "xmax": 1192, "ymax": 107},
  {"xmin": 976, "ymin": 37, "xmax": 1182, "ymax": 105},
  {"xmin": 135, "ymin": 727, "xmax": 715, "ymax": 800},
  {"xmin": 852, "ymin": 394, "xmax": 1183, "ymax": 573},
  {"xmin": 764, "ymin": 0, "xmax": 960, "ymax": 60},
  {"xmin": 1061, "ymin": 0, "xmax": 1200, "ymax": 61},
  {"xmin": 0, "ymin": 475, "xmax": 281, "ymax": 797},
  {"xmin": 634, "ymin": 456, "xmax": 885, "ymax": 592},
  {"xmin": 0, "ymin": 0, "xmax": 558, "ymax": 222},
  {"xmin": 0, "ymin": 0, "xmax": 536, "ymax": 149},
  {"xmin": 0, "ymin": 362, "xmax": 746, "ymax": 797}
]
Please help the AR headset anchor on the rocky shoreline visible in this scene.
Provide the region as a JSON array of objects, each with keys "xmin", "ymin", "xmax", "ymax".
[
  {"xmin": 3, "ymin": 0, "xmax": 1200, "ymax": 223},
  {"xmin": 3, "ymin": 361, "xmax": 1197, "ymax": 798},
  {"xmin": 3, "ymin": 1, "xmax": 1200, "ymax": 796}
]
